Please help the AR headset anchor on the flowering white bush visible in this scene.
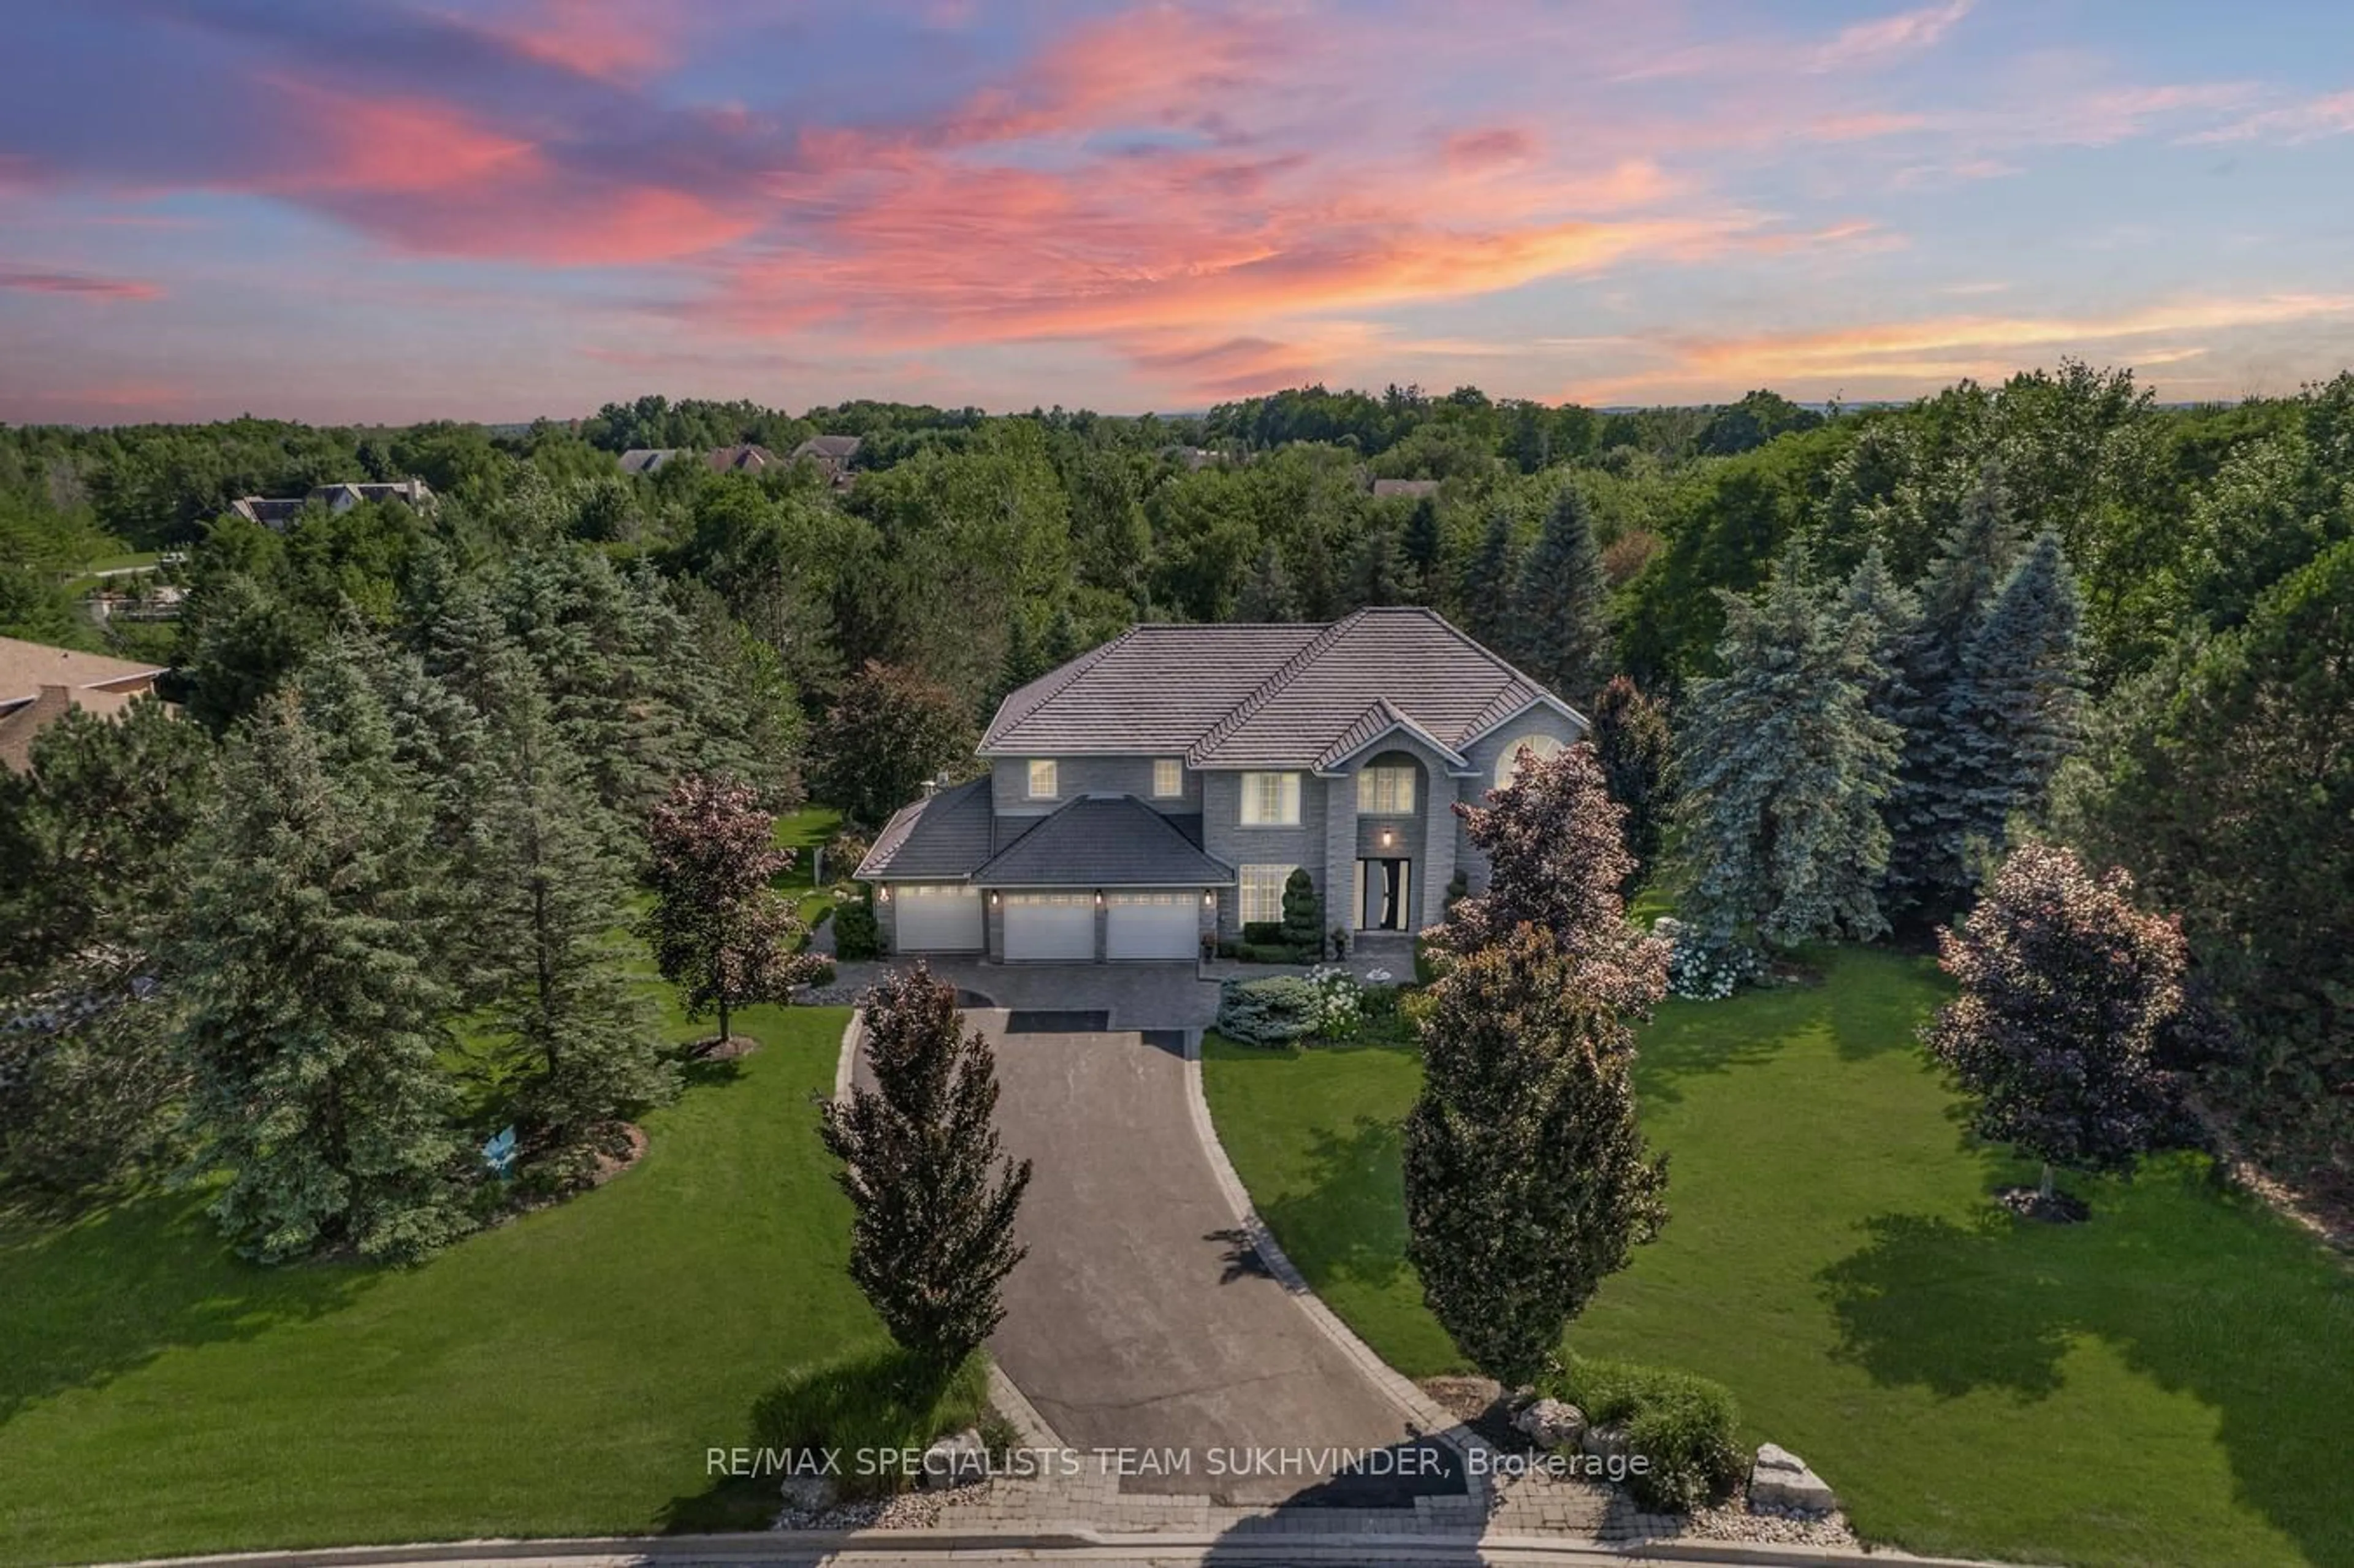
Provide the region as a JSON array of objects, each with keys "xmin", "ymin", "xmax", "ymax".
[
  {"xmin": 1653, "ymin": 917, "xmax": 1765, "ymax": 1001},
  {"xmin": 1303, "ymin": 964, "xmax": 1365, "ymax": 1041}
]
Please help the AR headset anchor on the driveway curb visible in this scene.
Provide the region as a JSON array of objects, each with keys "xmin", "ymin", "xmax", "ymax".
[{"xmin": 1178, "ymin": 1029, "xmax": 1480, "ymax": 1456}]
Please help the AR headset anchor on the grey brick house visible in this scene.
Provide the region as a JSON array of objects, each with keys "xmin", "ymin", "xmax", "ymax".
[{"xmin": 853, "ymin": 607, "xmax": 1586, "ymax": 962}]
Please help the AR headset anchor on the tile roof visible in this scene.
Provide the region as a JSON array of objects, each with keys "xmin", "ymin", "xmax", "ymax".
[
  {"xmin": 970, "ymin": 796, "xmax": 1235, "ymax": 887},
  {"xmin": 855, "ymin": 777, "xmax": 994, "ymax": 879},
  {"xmin": 979, "ymin": 608, "xmax": 1575, "ymax": 770}
]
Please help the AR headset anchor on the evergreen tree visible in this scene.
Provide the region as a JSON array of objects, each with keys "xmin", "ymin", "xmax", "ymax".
[
  {"xmin": 1949, "ymin": 531, "xmax": 2085, "ymax": 869},
  {"xmin": 178, "ymin": 655, "xmax": 468, "ymax": 1263},
  {"xmin": 1280, "ymin": 867, "xmax": 1322, "ymax": 953},
  {"xmin": 1838, "ymin": 542, "xmax": 1917, "ymax": 728},
  {"xmin": 1881, "ymin": 470, "xmax": 2019, "ymax": 926},
  {"xmin": 1040, "ymin": 603, "xmax": 1081, "ymax": 669},
  {"xmin": 996, "ymin": 613, "xmax": 1041, "ymax": 706},
  {"xmin": 1460, "ymin": 510, "xmax": 1519, "ymax": 649},
  {"xmin": 641, "ymin": 774, "xmax": 824, "ymax": 1047},
  {"xmin": 1404, "ymin": 926, "xmax": 1668, "ymax": 1385},
  {"xmin": 1346, "ymin": 524, "xmax": 1406, "ymax": 607},
  {"xmin": 820, "ymin": 964, "xmax": 1032, "ymax": 1377},
  {"xmin": 1508, "ymin": 486, "xmax": 1612, "ymax": 699},
  {"xmin": 1235, "ymin": 546, "xmax": 1298, "ymax": 621},
  {"xmin": 1403, "ymin": 496, "xmax": 1444, "ymax": 600},
  {"xmin": 1674, "ymin": 544, "xmax": 1902, "ymax": 950},
  {"xmin": 1588, "ymin": 676, "xmax": 1673, "ymax": 896},
  {"xmin": 470, "ymin": 647, "xmax": 674, "ymax": 1159}
]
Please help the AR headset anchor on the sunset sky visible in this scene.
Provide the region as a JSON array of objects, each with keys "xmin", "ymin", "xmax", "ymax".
[{"xmin": 4, "ymin": 1, "xmax": 2353, "ymax": 424}]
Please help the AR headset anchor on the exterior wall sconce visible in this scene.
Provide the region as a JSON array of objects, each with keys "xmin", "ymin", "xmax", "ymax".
[
  {"xmin": 988, "ymin": 891, "xmax": 1000, "ymax": 905},
  {"xmin": 1095, "ymin": 891, "xmax": 1105, "ymax": 908},
  {"xmin": 1380, "ymin": 828, "xmax": 1396, "ymax": 848},
  {"xmin": 1202, "ymin": 891, "xmax": 1216, "ymax": 907},
  {"xmin": 877, "ymin": 886, "xmax": 891, "ymax": 903}
]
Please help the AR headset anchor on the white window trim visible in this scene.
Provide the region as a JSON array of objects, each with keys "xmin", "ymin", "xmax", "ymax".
[
  {"xmin": 1239, "ymin": 864, "xmax": 1296, "ymax": 924},
  {"xmin": 1357, "ymin": 764, "xmax": 1417, "ymax": 815},
  {"xmin": 1238, "ymin": 771, "xmax": 1301, "ymax": 827},
  {"xmin": 1026, "ymin": 759, "xmax": 1058, "ymax": 799}
]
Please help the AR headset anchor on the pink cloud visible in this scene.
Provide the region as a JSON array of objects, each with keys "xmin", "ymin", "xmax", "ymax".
[
  {"xmin": 0, "ymin": 266, "xmax": 164, "ymax": 302},
  {"xmin": 1444, "ymin": 126, "xmax": 1538, "ymax": 173},
  {"xmin": 1807, "ymin": 0, "xmax": 1975, "ymax": 72}
]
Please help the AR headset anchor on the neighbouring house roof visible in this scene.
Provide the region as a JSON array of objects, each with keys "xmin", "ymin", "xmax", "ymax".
[
  {"xmin": 979, "ymin": 607, "xmax": 1577, "ymax": 770},
  {"xmin": 1371, "ymin": 478, "xmax": 1441, "ymax": 499},
  {"xmin": 793, "ymin": 434, "xmax": 863, "ymax": 461},
  {"xmin": 0, "ymin": 636, "xmax": 170, "ymax": 772},
  {"xmin": 705, "ymin": 444, "xmax": 777, "ymax": 473},
  {"xmin": 229, "ymin": 496, "xmax": 308, "ymax": 527},
  {"xmin": 856, "ymin": 778, "xmax": 996, "ymax": 879},
  {"xmin": 0, "ymin": 635, "xmax": 166, "ymax": 709},
  {"xmin": 619, "ymin": 448, "xmax": 682, "ymax": 474},
  {"xmin": 968, "ymin": 796, "xmax": 1235, "ymax": 888},
  {"xmin": 228, "ymin": 479, "xmax": 435, "ymax": 527}
]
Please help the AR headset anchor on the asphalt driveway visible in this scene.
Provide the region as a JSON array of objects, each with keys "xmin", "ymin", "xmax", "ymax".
[{"xmin": 961, "ymin": 1010, "xmax": 1458, "ymax": 1504}]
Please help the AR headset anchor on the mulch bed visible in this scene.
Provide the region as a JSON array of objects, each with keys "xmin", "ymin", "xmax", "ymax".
[
  {"xmin": 587, "ymin": 1122, "xmax": 648, "ymax": 1186},
  {"xmin": 1417, "ymin": 1376, "xmax": 1520, "ymax": 1447},
  {"xmin": 695, "ymin": 1033, "xmax": 761, "ymax": 1061}
]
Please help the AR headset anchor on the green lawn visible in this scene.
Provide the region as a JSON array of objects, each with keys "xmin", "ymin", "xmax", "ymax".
[
  {"xmin": 0, "ymin": 1000, "xmax": 877, "ymax": 1567},
  {"xmin": 775, "ymin": 804, "xmax": 845, "ymax": 930},
  {"xmin": 1203, "ymin": 947, "xmax": 2354, "ymax": 1568}
]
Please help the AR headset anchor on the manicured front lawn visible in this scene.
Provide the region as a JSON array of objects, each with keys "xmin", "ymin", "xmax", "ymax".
[
  {"xmin": 0, "ymin": 1000, "xmax": 873, "ymax": 1567},
  {"xmin": 1203, "ymin": 948, "xmax": 2354, "ymax": 1568},
  {"xmin": 775, "ymin": 804, "xmax": 845, "ymax": 931}
]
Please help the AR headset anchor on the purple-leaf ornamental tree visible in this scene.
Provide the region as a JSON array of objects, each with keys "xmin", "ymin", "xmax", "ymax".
[
  {"xmin": 641, "ymin": 774, "xmax": 825, "ymax": 1049},
  {"xmin": 1922, "ymin": 840, "xmax": 2187, "ymax": 1210}
]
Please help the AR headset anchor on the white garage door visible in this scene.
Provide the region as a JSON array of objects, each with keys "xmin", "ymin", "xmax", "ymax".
[
  {"xmin": 1106, "ymin": 891, "xmax": 1200, "ymax": 960},
  {"xmin": 1003, "ymin": 892, "xmax": 1097, "ymax": 961},
  {"xmin": 891, "ymin": 883, "xmax": 983, "ymax": 952}
]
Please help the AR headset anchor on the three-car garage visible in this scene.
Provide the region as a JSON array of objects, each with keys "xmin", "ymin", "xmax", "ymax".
[{"xmin": 888, "ymin": 885, "xmax": 1210, "ymax": 962}]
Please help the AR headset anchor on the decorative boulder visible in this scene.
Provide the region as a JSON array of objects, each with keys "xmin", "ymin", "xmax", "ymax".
[
  {"xmin": 1580, "ymin": 1421, "xmax": 1631, "ymax": 1461},
  {"xmin": 1512, "ymin": 1398, "xmax": 1588, "ymax": 1450},
  {"xmin": 1749, "ymin": 1442, "xmax": 1837, "ymax": 1512},
  {"xmin": 921, "ymin": 1428, "xmax": 989, "ymax": 1490},
  {"xmin": 777, "ymin": 1472, "xmax": 837, "ymax": 1512}
]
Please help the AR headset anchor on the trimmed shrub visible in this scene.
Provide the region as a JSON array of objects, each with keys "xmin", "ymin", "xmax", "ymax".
[
  {"xmin": 1241, "ymin": 920, "xmax": 1287, "ymax": 945},
  {"xmin": 1236, "ymin": 941, "xmax": 1314, "ymax": 964},
  {"xmin": 1544, "ymin": 1356, "xmax": 1743, "ymax": 1512},
  {"xmin": 799, "ymin": 956, "xmax": 838, "ymax": 989},
  {"xmin": 833, "ymin": 892, "xmax": 883, "ymax": 961},
  {"xmin": 1281, "ymin": 869, "xmax": 1322, "ymax": 952},
  {"xmin": 1214, "ymin": 976, "xmax": 1320, "ymax": 1046},
  {"xmin": 752, "ymin": 1347, "xmax": 991, "ymax": 1501}
]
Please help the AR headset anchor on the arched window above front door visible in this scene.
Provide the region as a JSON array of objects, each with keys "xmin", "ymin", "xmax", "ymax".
[{"xmin": 1494, "ymin": 732, "xmax": 1564, "ymax": 788}]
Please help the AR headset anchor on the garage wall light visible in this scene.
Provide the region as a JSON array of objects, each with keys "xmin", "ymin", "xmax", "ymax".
[
  {"xmin": 1095, "ymin": 891, "xmax": 1105, "ymax": 907},
  {"xmin": 877, "ymin": 886, "xmax": 891, "ymax": 903},
  {"xmin": 1203, "ymin": 891, "xmax": 1216, "ymax": 907},
  {"xmin": 989, "ymin": 891, "xmax": 1000, "ymax": 905}
]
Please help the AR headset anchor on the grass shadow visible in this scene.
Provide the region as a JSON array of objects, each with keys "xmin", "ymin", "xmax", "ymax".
[
  {"xmin": 1254, "ymin": 1113, "xmax": 1414, "ymax": 1294},
  {"xmin": 0, "ymin": 1185, "xmax": 377, "ymax": 1429}
]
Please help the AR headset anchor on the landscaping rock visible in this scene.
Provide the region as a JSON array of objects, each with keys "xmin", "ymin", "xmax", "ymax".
[
  {"xmin": 1749, "ymin": 1442, "xmax": 1837, "ymax": 1512},
  {"xmin": 921, "ymin": 1428, "xmax": 989, "ymax": 1489},
  {"xmin": 1581, "ymin": 1421, "xmax": 1631, "ymax": 1460},
  {"xmin": 1512, "ymin": 1397, "xmax": 1588, "ymax": 1450},
  {"xmin": 777, "ymin": 1472, "xmax": 838, "ymax": 1512}
]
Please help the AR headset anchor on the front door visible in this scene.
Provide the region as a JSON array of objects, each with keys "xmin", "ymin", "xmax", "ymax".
[{"xmin": 1357, "ymin": 858, "xmax": 1410, "ymax": 931}]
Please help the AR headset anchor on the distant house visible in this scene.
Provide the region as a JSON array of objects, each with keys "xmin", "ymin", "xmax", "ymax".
[
  {"xmin": 1371, "ymin": 478, "xmax": 1442, "ymax": 500},
  {"xmin": 790, "ymin": 434, "xmax": 863, "ymax": 487},
  {"xmin": 619, "ymin": 448, "xmax": 684, "ymax": 475},
  {"xmin": 1165, "ymin": 446, "xmax": 1236, "ymax": 472},
  {"xmin": 0, "ymin": 635, "xmax": 171, "ymax": 771},
  {"xmin": 228, "ymin": 479, "xmax": 438, "ymax": 529},
  {"xmin": 705, "ymin": 444, "xmax": 778, "ymax": 474}
]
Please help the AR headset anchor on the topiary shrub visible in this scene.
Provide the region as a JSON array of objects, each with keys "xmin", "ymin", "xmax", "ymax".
[
  {"xmin": 1544, "ymin": 1356, "xmax": 1743, "ymax": 1512},
  {"xmin": 834, "ymin": 890, "xmax": 883, "ymax": 961},
  {"xmin": 1242, "ymin": 920, "xmax": 1287, "ymax": 945},
  {"xmin": 1214, "ymin": 975, "xmax": 1320, "ymax": 1046},
  {"xmin": 1281, "ymin": 869, "xmax": 1322, "ymax": 953},
  {"xmin": 1236, "ymin": 941, "xmax": 1314, "ymax": 964}
]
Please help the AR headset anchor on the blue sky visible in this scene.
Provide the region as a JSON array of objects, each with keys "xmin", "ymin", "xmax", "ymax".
[{"xmin": 2, "ymin": 0, "xmax": 2352, "ymax": 422}]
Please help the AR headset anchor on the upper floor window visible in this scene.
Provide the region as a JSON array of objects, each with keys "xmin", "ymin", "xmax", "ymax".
[
  {"xmin": 1357, "ymin": 764, "xmax": 1416, "ymax": 815},
  {"xmin": 1026, "ymin": 759, "xmax": 1058, "ymax": 799},
  {"xmin": 1239, "ymin": 771, "xmax": 1301, "ymax": 826},
  {"xmin": 1494, "ymin": 733, "xmax": 1564, "ymax": 788},
  {"xmin": 1153, "ymin": 758, "xmax": 1184, "ymax": 797}
]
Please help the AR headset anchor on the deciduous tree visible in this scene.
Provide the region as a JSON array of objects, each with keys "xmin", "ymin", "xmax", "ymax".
[
  {"xmin": 820, "ymin": 964, "xmax": 1032, "ymax": 1377},
  {"xmin": 809, "ymin": 661, "xmax": 976, "ymax": 829},
  {"xmin": 641, "ymin": 774, "xmax": 824, "ymax": 1048},
  {"xmin": 1922, "ymin": 842, "xmax": 2186, "ymax": 1209}
]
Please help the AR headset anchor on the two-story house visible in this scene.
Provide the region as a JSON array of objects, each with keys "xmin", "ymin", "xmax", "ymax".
[{"xmin": 853, "ymin": 607, "xmax": 1584, "ymax": 962}]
